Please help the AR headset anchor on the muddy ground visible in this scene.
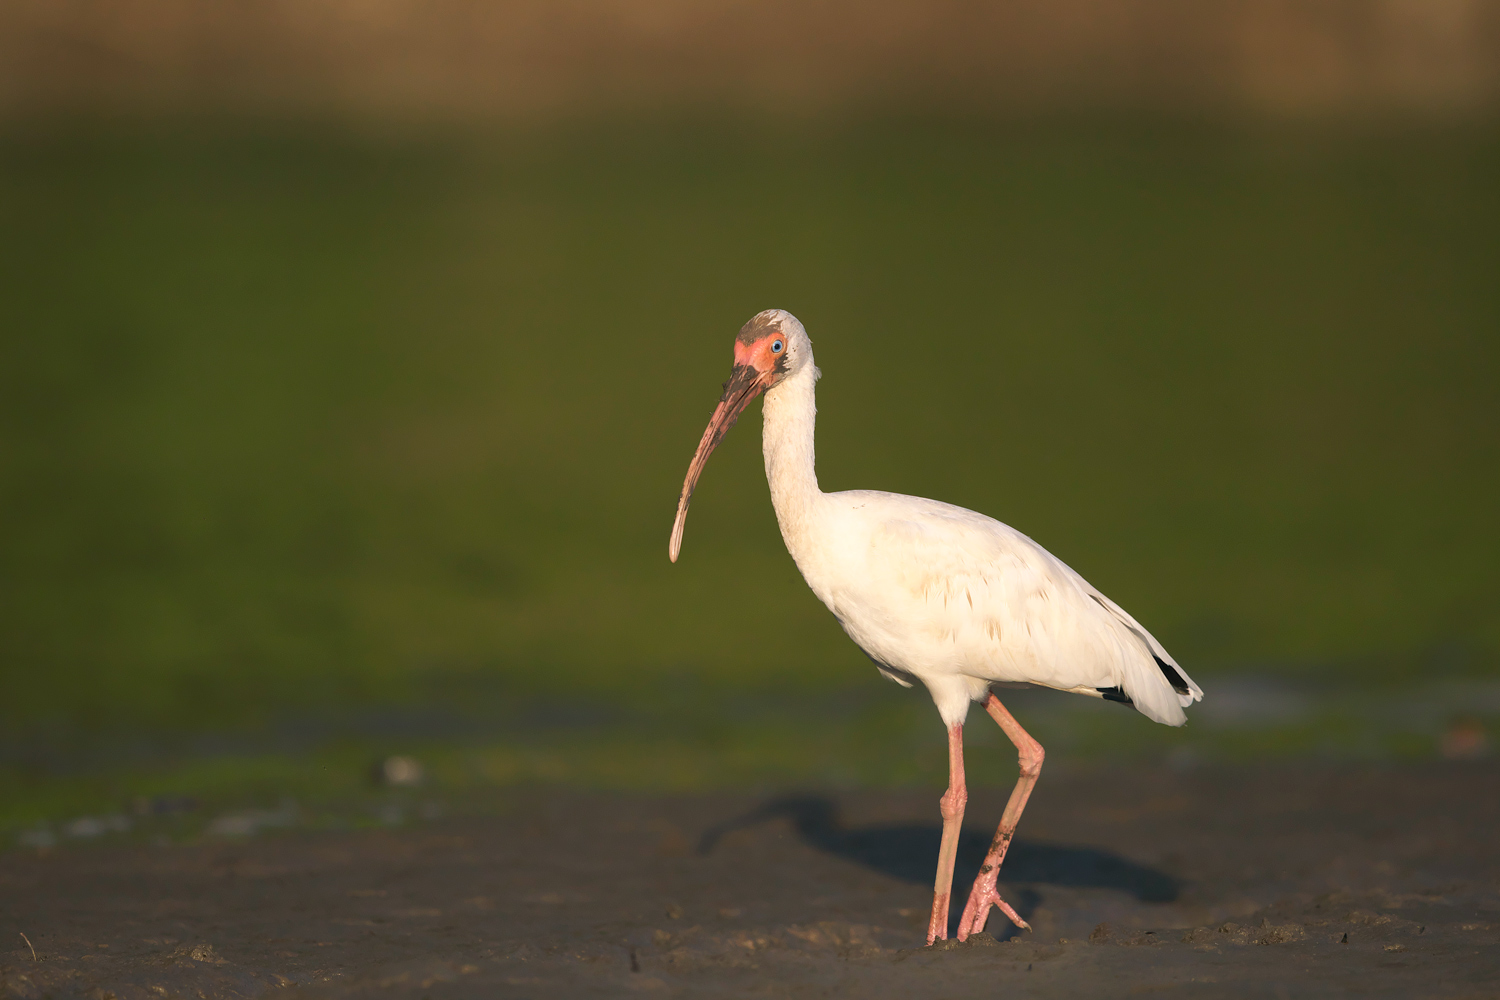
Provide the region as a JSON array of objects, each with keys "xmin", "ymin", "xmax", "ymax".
[{"xmin": 2, "ymin": 760, "xmax": 1497, "ymax": 999}]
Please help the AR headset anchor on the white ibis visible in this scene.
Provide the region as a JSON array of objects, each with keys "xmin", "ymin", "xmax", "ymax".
[{"xmin": 670, "ymin": 309, "xmax": 1203, "ymax": 944}]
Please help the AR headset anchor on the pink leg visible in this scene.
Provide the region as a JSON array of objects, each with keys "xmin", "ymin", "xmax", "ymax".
[
  {"xmin": 926, "ymin": 723, "xmax": 967, "ymax": 945},
  {"xmin": 956, "ymin": 694, "xmax": 1043, "ymax": 940}
]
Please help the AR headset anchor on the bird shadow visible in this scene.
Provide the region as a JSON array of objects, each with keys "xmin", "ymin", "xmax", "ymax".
[{"xmin": 697, "ymin": 795, "xmax": 1179, "ymax": 940}]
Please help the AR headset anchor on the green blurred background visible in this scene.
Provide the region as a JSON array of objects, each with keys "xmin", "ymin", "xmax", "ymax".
[{"xmin": 2, "ymin": 1, "xmax": 1498, "ymax": 837}]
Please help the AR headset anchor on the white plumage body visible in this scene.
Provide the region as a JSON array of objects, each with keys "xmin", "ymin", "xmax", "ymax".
[{"xmin": 783, "ymin": 487, "xmax": 1197, "ymax": 727}]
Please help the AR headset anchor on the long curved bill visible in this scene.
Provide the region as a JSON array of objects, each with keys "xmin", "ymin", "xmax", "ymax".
[{"xmin": 669, "ymin": 363, "xmax": 769, "ymax": 562}]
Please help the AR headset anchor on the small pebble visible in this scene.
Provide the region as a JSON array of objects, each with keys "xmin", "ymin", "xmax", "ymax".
[{"xmin": 377, "ymin": 756, "xmax": 426, "ymax": 787}]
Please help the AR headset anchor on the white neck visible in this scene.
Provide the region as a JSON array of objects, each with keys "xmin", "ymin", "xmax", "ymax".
[{"xmin": 761, "ymin": 362, "xmax": 823, "ymax": 555}]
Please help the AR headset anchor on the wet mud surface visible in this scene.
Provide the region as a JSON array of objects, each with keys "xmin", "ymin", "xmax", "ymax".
[{"xmin": 3, "ymin": 761, "xmax": 1497, "ymax": 998}]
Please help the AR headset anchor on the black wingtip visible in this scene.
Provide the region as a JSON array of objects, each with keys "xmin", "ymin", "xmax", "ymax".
[
  {"xmin": 1154, "ymin": 654, "xmax": 1192, "ymax": 696},
  {"xmin": 1098, "ymin": 686, "xmax": 1134, "ymax": 705}
]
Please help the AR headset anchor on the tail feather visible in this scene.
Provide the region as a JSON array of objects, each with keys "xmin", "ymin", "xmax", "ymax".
[
  {"xmin": 1086, "ymin": 593, "xmax": 1203, "ymax": 726},
  {"xmin": 1155, "ymin": 653, "xmax": 1197, "ymax": 702}
]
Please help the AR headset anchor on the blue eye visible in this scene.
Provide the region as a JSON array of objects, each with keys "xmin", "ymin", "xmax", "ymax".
[{"xmin": 771, "ymin": 339, "xmax": 784, "ymax": 354}]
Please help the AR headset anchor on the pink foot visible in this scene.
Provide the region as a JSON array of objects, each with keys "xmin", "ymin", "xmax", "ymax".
[{"xmin": 956, "ymin": 883, "xmax": 1030, "ymax": 941}]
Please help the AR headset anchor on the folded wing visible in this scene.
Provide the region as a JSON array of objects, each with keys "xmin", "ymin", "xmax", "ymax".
[{"xmin": 856, "ymin": 498, "xmax": 1199, "ymax": 726}]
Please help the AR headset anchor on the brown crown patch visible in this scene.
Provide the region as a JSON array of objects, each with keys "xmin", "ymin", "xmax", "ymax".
[{"xmin": 737, "ymin": 312, "xmax": 782, "ymax": 344}]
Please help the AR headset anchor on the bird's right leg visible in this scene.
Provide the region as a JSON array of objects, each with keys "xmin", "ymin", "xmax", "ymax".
[
  {"xmin": 956, "ymin": 693, "xmax": 1042, "ymax": 940},
  {"xmin": 927, "ymin": 722, "xmax": 967, "ymax": 945}
]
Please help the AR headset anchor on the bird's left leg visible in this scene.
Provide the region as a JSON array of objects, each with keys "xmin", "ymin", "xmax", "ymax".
[
  {"xmin": 926, "ymin": 723, "xmax": 967, "ymax": 945},
  {"xmin": 956, "ymin": 693, "xmax": 1042, "ymax": 940}
]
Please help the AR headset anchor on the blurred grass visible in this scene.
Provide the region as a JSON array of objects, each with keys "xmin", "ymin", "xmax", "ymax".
[
  {"xmin": 1, "ymin": 115, "xmax": 1497, "ymax": 748},
  {"xmin": 3, "ymin": 677, "xmax": 1490, "ymax": 838}
]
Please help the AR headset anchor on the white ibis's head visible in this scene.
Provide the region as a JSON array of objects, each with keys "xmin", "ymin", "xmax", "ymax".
[{"xmin": 668, "ymin": 309, "xmax": 810, "ymax": 562}]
